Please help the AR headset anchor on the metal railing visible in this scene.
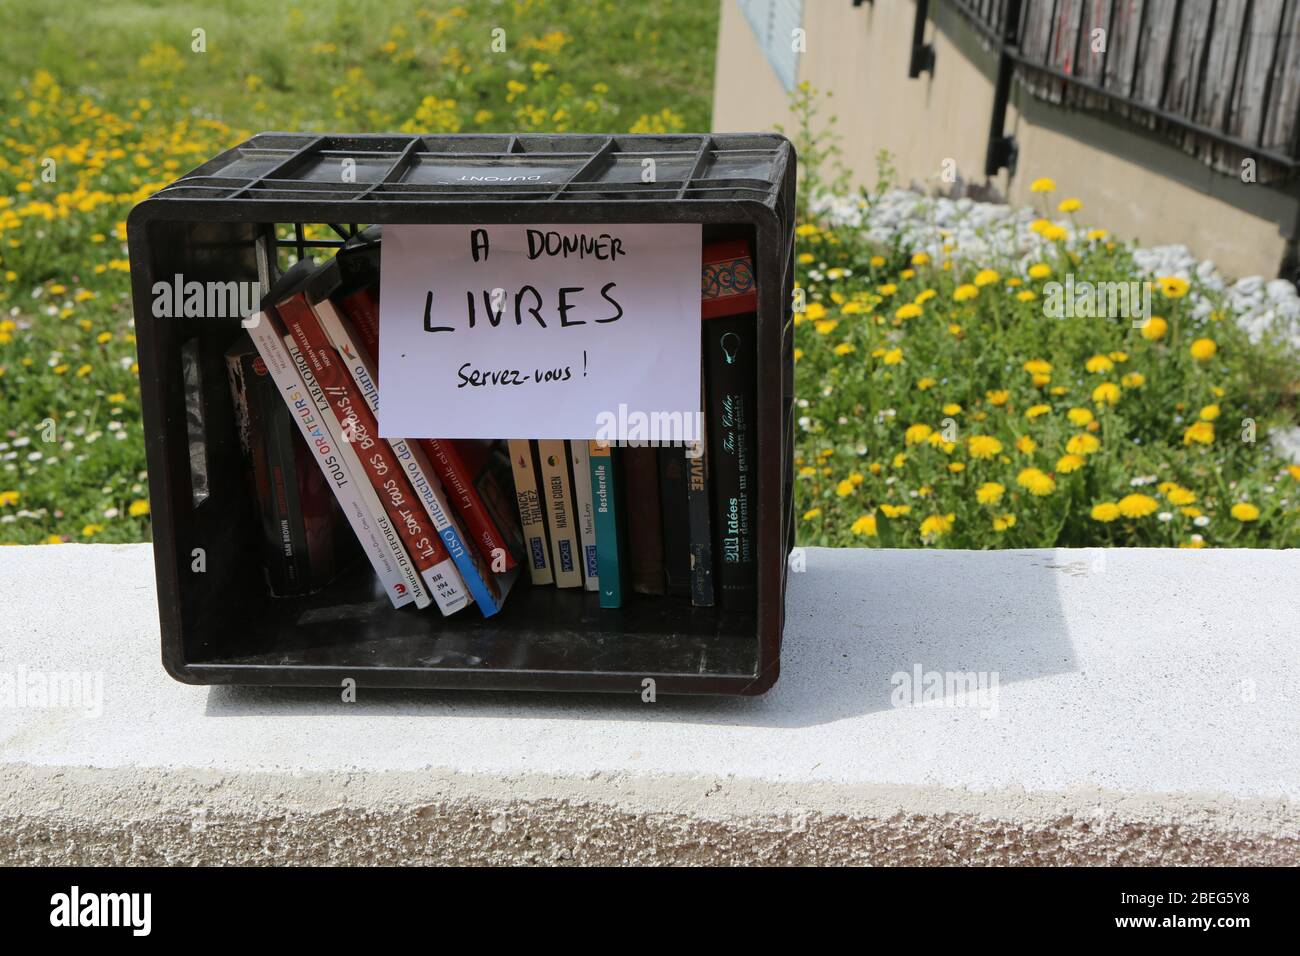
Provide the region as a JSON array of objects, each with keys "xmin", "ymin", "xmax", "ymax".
[{"xmin": 930, "ymin": 0, "xmax": 1300, "ymax": 178}]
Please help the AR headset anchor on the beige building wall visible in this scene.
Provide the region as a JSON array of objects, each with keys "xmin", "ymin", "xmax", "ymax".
[{"xmin": 712, "ymin": 0, "xmax": 1290, "ymax": 278}]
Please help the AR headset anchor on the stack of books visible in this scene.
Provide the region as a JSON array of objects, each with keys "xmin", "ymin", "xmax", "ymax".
[{"xmin": 229, "ymin": 235, "xmax": 759, "ymax": 617}]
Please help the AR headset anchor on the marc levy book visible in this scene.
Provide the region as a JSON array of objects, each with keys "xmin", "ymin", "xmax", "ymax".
[{"xmin": 569, "ymin": 440, "xmax": 599, "ymax": 591}]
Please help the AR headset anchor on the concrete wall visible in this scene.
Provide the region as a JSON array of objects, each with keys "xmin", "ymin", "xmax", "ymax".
[
  {"xmin": 2, "ymin": 543, "xmax": 1299, "ymax": 865},
  {"xmin": 712, "ymin": 0, "xmax": 1295, "ymax": 279}
]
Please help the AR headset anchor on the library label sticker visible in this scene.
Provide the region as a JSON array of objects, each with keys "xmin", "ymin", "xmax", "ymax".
[{"xmin": 378, "ymin": 223, "xmax": 703, "ymax": 441}]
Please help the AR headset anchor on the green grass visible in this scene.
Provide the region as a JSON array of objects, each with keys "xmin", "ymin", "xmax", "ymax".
[{"xmin": 0, "ymin": 0, "xmax": 718, "ymax": 545}]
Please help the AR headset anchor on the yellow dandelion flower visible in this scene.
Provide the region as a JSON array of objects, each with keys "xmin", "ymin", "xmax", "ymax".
[
  {"xmin": 1090, "ymin": 502, "xmax": 1120, "ymax": 522},
  {"xmin": 850, "ymin": 514, "xmax": 878, "ymax": 537},
  {"xmin": 1139, "ymin": 316, "xmax": 1168, "ymax": 340},
  {"xmin": 128, "ymin": 499, "xmax": 150, "ymax": 517},
  {"xmin": 1016, "ymin": 467, "xmax": 1055, "ymax": 496},
  {"xmin": 1015, "ymin": 435, "xmax": 1037, "ymax": 454},
  {"xmin": 904, "ymin": 423, "xmax": 933, "ymax": 446},
  {"xmin": 1030, "ymin": 177, "xmax": 1056, "ymax": 193},
  {"xmin": 1118, "ymin": 494, "xmax": 1158, "ymax": 518},
  {"xmin": 976, "ymin": 481, "xmax": 1004, "ymax": 504},
  {"xmin": 1067, "ymin": 407, "xmax": 1093, "ymax": 426},
  {"xmin": 1189, "ymin": 338, "xmax": 1217, "ymax": 361},
  {"xmin": 1065, "ymin": 432, "xmax": 1100, "ymax": 455},
  {"xmin": 968, "ymin": 435, "xmax": 1003, "ymax": 459},
  {"xmin": 1056, "ymin": 454, "xmax": 1085, "ymax": 473},
  {"xmin": 1025, "ymin": 403, "xmax": 1051, "ymax": 420},
  {"xmin": 1183, "ymin": 421, "xmax": 1214, "ymax": 445},
  {"xmin": 919, "ymin": 513, "xmax": 955, "ymax": 539},
  {"xmin": 1092, "ymin": 382, "xmax": 1121, "ymax": 405},
  {"xmin": 992, "ymin": 513, "xmax": 1016, "ymax": 532},
  {"xmin": 953, "ymin": 283, "xmax": 978, "ymax": 302},
  {"xmin": 1231, "ymin": 502, "xmax": 1260, "ymax": 522},
  {"xmin": 986, "ymin": 390, "xmax": 1009, "ymax": 406},
  {"xmin": 1027, "ymin": 263, "xmax": 1052, "ymax": 279},
  {"xmin": 1158, "ymin": 276, "xmax": 1190, "ymax": 298},
  {"xmin": 1085, "ymin": 354, "xmax": 1113, "ymax": 373},
  {"xmin": 1199, "ymin": 404, "xmax": 1220, "ymax": 421}
]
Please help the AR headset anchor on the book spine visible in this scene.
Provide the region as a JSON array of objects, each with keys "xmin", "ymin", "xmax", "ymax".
[
  {"xmin": 284, "ymin": 336, "xmax": 430, "ymax": 609},
  {"xmin": 704, "ymin": 313, "xmax": 757, "ymax": 610},
  {"xmin": 311, "ymin": 295, "xmax": 484, "ymax": 614},
  {"xmin": 262, "ymin": 362, "xmax": 311, "ymax": 594},
  {"xmin": 588, "ymin": 441, "xmax": 624, "ymax": 609},
  {"xmin": 537, "ymin": 440, "xmax": 583, "ymax": 589},
  {"xmin": 338, "ymin": 286, "xmax": 380, "ymax": 363},
  {"xmin": 226, "ymin": 349, "xmax": 306, "ymax": 596},
  {"xmin": 395, "ymin": 440, "xmax": 515, "ymax": 617},
  {"xmin": 569, "ymin": 441, "xmax": 599, "ymax": 591},
  {"xmin": 507, "ymin": 439, "xmax": 554, "ymax": 586},
  {"xmin": 623, "ymin": 445, "xmax": 665, "ymax": 595},
  {"xmin": 244, "ymin": 311, "xmax": 417, "ymax": 609},
  {"xmin": 279, "ymin": 295, "xmax": 465, "ymax": 613},
  {"xmin": 419, "ymin": 438, "xmax": 519, "ymax": 573},
  {"xmin": 686, "ymin": 427, "xmax": 715, "ymax": 607},
  {"xmin": 657, "ymin": 446, "xmax": 690, "ymax": 597}
]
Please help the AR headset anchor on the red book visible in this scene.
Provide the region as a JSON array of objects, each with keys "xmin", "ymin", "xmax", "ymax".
[
  {"xmin": 276, "ymin": 290, "xmax": 468, "ymax": 614},
  {"xmin": 338, "ymin": 286, "xmax": 380, "ymax": 364},
  {"xmin": 343, "ymin": 282, "xmax": 519, "ymax": 575},
  {"xmin": 701, "ymin": 238, "xmax": 758, "ymax": 319},
  {"xmin": 418, "ymin": 439, "xmax": 519, "ymax": 572}
]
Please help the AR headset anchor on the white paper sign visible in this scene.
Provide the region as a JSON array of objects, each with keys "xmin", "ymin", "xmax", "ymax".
[{"xmin": 377, "ymin": 223, "xmax": 702, "ymax": 441}]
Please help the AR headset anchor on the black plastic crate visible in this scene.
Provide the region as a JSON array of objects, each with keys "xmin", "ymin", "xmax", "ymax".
[{"xmin": 128, "ymin": 133, "xmax": 796, "ymax": 696}]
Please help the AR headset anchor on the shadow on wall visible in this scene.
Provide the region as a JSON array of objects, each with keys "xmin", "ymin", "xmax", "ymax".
[{"xmin": 204, "ymin": 547, "xmax": 1076, "ymax": 730}]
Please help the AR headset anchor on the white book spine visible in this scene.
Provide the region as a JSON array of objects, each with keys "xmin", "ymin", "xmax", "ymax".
[
  {"xmin": 243, "ymin": 310, "xmax": 416, "ymax": 609},
  {"xmin": 312, "ymin": 297, "xmax": 472, "ymax": 615},
  {"xmin": 569, "ymin": 441, "xmax": 599, "ymax": 591},
  {"xmin": 280, "ymin": 333, "xmax": 432, "ymax": 610},
  {"xmin": 537, "ymin": 439, "xmax": 583, "ymax": 589}
]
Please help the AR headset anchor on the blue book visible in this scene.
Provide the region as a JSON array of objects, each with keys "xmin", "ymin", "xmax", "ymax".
[{"xmin": 588, "ymin": 440, "xmax": 624, "ymax": 609}]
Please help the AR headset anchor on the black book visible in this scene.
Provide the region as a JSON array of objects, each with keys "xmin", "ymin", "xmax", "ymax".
[
  {"xmin": 657, "ymin": 447, "xmax": 690, "ymax": 597},
  {"xmin": 703, "ymin": 313, "xmax": 757, "ymax": 611},
  {"xmin": 225, "ymin": 337, "xmax": 349, "ymax": 596},
  {"xmin": 624, "ymin": 445, "xmax": 665, "ymax": 595}
]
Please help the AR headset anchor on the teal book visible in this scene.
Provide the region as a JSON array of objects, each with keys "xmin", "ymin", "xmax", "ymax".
[{"xmin": 588, "ymin": 440, "xmax": 624, "ymax": 609}]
